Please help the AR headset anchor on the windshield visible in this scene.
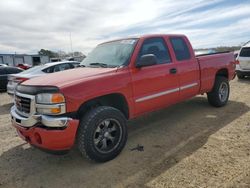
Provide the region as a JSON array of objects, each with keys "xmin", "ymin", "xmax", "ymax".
[{"xmin": 80, "ymin": 39, "xmax": 138, "ymax": 67}]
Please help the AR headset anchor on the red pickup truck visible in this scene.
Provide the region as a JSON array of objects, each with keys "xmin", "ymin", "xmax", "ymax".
[{"xmin": 11, "ymin": 34, "xmax": 235, "ymax": 162}]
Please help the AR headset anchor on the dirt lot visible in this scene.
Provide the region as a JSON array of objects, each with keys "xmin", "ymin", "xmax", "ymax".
[{"xmin": 0, "ymin": 78, "xmax": 250, "ymax": 188}]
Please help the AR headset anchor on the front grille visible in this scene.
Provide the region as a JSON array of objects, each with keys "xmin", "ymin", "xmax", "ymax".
[{"xmin": 15, "ymin": 95, "xmax": 31, "ymax": 114}]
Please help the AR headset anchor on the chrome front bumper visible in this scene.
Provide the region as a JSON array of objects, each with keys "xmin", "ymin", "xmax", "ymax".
[{"xmin": 11, "ymin": 106, "xmax": 71, "ymax": 128}]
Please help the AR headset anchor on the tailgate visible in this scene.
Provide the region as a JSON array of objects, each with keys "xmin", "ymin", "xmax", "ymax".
[{"xmin": 239, "ymin": 57, "xmax": 250, "ymax": 70}]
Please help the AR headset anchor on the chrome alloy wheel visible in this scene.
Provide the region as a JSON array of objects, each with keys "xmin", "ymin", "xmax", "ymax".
[
  {"xmin": 219, "ymin": 82, "xmax": 229, "ymax": 102},
  {"xmin": 93, "ymin": 119, "xmax": 122, "ymax": 153}
]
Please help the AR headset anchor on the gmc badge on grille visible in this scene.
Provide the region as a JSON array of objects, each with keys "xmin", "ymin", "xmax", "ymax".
[{"xmin": 15, "ymin": 97, "xmax": 21, "ymax": 107}]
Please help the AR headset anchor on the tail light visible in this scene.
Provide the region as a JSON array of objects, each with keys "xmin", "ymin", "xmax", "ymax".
[
  {"xmin": 15, "ymin": 77, "xmax": 29, "ymax": 83},
  {"xmin": 235, "ymin": 60, "xmax": 239, "ymax": 64}
]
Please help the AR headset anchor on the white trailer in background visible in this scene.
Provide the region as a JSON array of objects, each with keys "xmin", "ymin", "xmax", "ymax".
[{"xmin": 0, "ymin": 54, "xmax": 49, "ymax": 67}]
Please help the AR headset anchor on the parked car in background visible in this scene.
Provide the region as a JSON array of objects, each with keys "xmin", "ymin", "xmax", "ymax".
[
  {"xmin": 236, "ymin": 42, "xmax": 250, "ymax": 79},
  {"xmin": 10, "ymin": 34, "xmax": 235, "ymax": 162},
  {"xmin": 17, "ymin": 63, "xmax": 31, "ymax": 70},
  {"xmin": 7, "ymin": 61, "xmax": 80, "ymax": 95},
  {"xmin": 50, "ymin": 58, "xmax": 62, "ymax": 62},
  {"xmin": 0, "ymin": 66, "xmax": 23, "ymax": 92},
  {"xmin": 0, "ymin": 64, "xmax": 8, "ymax": 67}
]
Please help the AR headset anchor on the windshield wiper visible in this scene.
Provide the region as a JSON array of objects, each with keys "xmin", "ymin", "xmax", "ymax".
[{"xmin": 89, "ymin": 62, "xmax": 108, "ymax": 68}]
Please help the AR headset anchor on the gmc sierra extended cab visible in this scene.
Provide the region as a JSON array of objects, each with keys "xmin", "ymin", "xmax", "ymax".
[{"xmin": 10, "ymin": 34, "xmax": 235, "ymax": 162}]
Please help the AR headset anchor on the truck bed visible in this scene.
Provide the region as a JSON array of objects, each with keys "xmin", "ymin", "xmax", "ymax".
[
  {"xmin": 196, "ymin": 51, "xmax": 230, "ymax": 57},
  {"xmin": 196, "ymin": 51, "xmax": 235, "ymax": 94}
]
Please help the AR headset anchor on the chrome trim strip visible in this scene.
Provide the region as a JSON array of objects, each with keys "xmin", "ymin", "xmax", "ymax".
[
  {"xmin": 36, "ymin": 103, "xmax": 66, "ymax": 114},
  {"xmin": 136, "ymin": 88, "xmax": 179, "ymax": 103},
  {"xmin": 135, "ymin": 82, "xmax": 198, "ymax": 103},
  {"xmin": 15, "ymin": 91, "xmax": 34, "ymax": 99},
  {"xmin": 35, "ymin": 103, "xmax": 65, "ymax": 109},
  {"xmin": 180, "ymin": 82, "xmax": 198, "ymax": 90}
]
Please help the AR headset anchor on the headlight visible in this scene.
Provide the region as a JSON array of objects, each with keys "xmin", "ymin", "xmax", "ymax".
[
  {"xmin": 36, "ymin": 93, "xmax": 65, "ymax": 104},
  {"xmin": 36, "ymin": 93, "xmax": 66, "ymax": 115}
]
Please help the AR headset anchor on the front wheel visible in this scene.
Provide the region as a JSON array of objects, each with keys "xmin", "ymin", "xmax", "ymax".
[
  {"xmin": 207, "ymin": 76, "xmax": 230, "ymax": 107},
  {"xmin": 77, "ymin": 106, "xmax": 127, "ymax": 162}
]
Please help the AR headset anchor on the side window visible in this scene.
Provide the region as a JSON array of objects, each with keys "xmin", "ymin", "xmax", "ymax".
[
  {"xmin": 69, "ymin": 63, "xmax": 79, "ymax": 68},
  {"xmin": 43, "ymin": 66, "xmax": 54, "ymax": 73},
  {"xmin": 54, "ymin": 63, "xmax": 71, "ymax": 72},
  {"xmin": 138, "ymin": 37, "xmax": 171, "ymax": 64},
  {"xmin": 72, "ymin": 63, "xmax": 80, "ymax": 68},
  {"xmin": 170, "ymin": 37, "xmax": 191, "ymax": 61},
  {"xmin": 6, "ymin": 68, "xmax": 14, "ymax": 74},
  {"xmin": 0, "ymin": 68, "xmax": 7, "ymax": 75},
  {"xmin": 7, "ymin": 67, "xmax": 22, "ymax": 74}
]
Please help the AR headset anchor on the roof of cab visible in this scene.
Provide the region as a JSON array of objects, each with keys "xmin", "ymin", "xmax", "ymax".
[{"xmin": 99, "ymin": 34, "xmax": 187, "ymax": 45}]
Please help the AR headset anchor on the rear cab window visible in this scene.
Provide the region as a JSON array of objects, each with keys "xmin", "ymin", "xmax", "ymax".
[
  {"xmin": 239, "ymin": 47, "xmax": 250, "ymax": 57},
  {"xmin": 170, "ymin": 37, "xmax": 191, "ymax": 61},
  {"xmin": 138, "ymin": 37, "xmax": 171, "ymax": 64}
]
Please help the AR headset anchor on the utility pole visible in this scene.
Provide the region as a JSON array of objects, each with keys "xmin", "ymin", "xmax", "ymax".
[
  {"xmin": 14, "ymin": 51, "xmax": 16, "ymax": 66},
  {"xmin": 70, "ymin": 32, "xmax": 73, "ymax": 56}
]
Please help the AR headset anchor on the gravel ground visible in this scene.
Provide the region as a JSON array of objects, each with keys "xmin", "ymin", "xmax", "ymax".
[{"xmin": 0, "ymin": 78, "xmax": 250, "ymax": 188}]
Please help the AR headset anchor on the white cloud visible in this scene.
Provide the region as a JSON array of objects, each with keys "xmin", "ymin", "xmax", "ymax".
[{"xmin": 0, "ymin": 0, "xmax": 249, "ymax": 54}]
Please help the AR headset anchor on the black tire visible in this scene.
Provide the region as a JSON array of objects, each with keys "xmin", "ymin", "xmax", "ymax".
[
  {"xmin": 207, "ymin": 76, "xmax": 230, "ymax": 107},
  {"xmin": 77, "ymin": 106, "xmax": 127, "ymax": 162},
  {"xmin": 236, "ymin": 72, "xmax": 245, "ymax": 79}
]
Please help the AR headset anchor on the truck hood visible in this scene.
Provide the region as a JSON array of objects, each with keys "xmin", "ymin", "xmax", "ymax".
[{"xmin": 22, "ymin": 67, "xmax": 117, "ymax": 88}]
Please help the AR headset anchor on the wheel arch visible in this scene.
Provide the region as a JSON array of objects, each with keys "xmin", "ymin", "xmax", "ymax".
[
  {"xmin": 215, "ymin": 68, "xmax": 228, "ymax": 79},
  {"xmin": 77, "ymin": 93, "xmax": 129, "ymax": 119}
]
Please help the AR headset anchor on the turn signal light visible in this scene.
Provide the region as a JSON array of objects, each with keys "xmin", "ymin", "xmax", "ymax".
[
  {"xmin": 50, "ymin": 107, "xmax": 61, "ymax": 114},
  {"xmin": 51, "ymin": 93, "xmax": 65, "ymax": 103}
]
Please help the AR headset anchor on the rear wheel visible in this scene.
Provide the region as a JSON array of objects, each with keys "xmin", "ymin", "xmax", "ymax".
[
  {"xmin": 207, "ymin": 76, "xmax": 230, "ymax": 107},
  {"xmin": 77, "ymin": 106, "xmax": 127, "ymax": 162}
]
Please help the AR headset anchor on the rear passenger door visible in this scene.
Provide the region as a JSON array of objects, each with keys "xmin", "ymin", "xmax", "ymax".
[
  {"xmin": 169, "ymin": 37, "xmax": 200, "ymax": 100},
  {"xmin": 132, "ymin": 37, "xmax": 180, "ymax": 115}
]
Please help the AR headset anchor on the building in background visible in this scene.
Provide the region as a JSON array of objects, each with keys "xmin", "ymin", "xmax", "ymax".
[
  {"xmin": 0, "ymin": 54, "xmax": 49, "ymax": 66},
  {"xmin": 65, "ymin": 55, "xmax": 86, "ymax": 62}
]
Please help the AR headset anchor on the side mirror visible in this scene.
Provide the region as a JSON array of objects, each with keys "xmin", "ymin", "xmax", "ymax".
[{"xmin": 136, "ymin": 54, "xmax": 158, "ymax": 68}]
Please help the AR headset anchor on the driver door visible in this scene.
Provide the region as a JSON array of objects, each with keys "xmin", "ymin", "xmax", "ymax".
[{"xmin": 131, "ymin": 37, "xmax": 180, "ymax": 115}]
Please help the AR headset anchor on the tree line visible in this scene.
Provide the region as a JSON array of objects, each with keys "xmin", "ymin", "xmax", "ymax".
[{"xmin": 38, "ymin": 49, "xmax": 85, "ymax": 58}]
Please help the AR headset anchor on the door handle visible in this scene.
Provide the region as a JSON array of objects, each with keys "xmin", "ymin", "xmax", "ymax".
[{"xmin": 169, "ymin": 68, "xmax": 177, "ymax": 74}]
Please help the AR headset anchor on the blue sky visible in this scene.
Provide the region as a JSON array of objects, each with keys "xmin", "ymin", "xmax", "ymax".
[{"xmin": 0, "ymin": 0, "xmax": 250, "ymax": 54}]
